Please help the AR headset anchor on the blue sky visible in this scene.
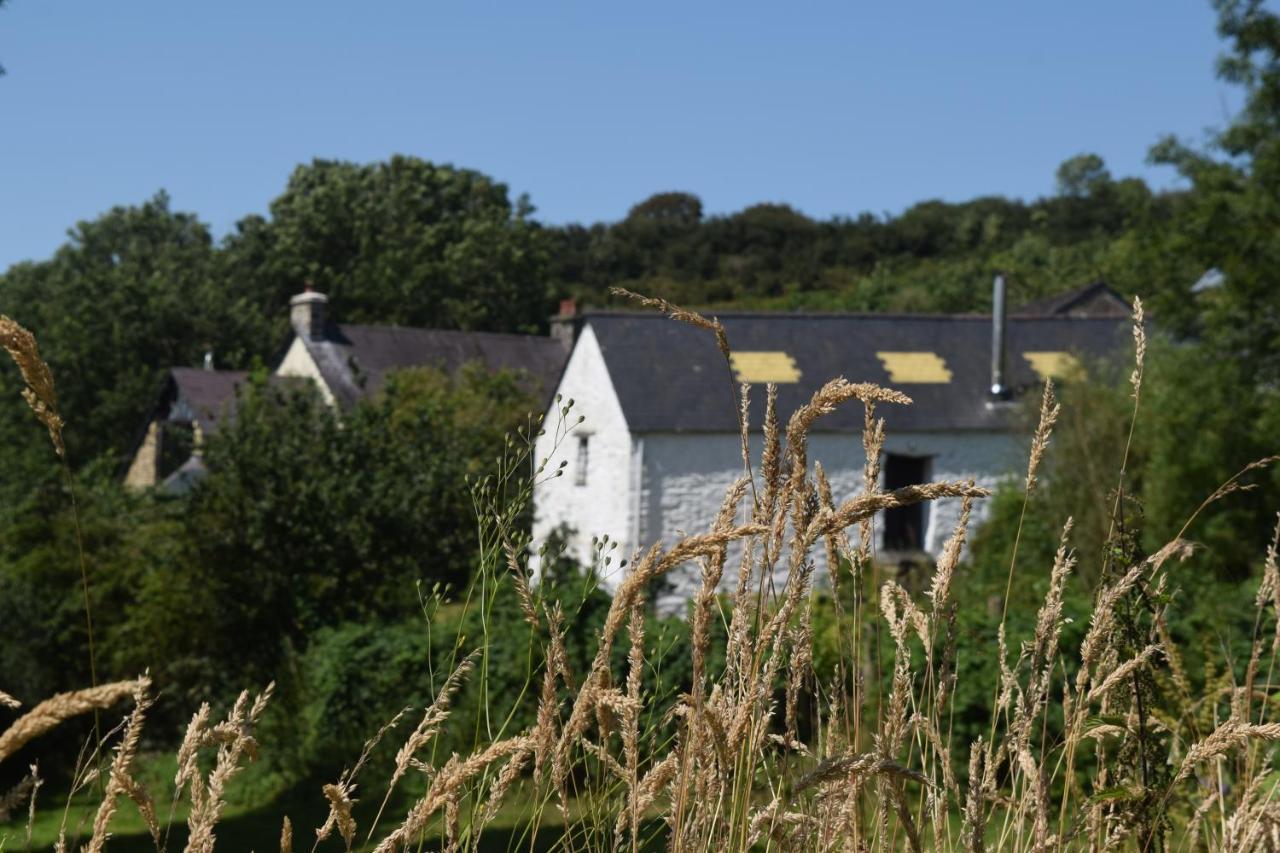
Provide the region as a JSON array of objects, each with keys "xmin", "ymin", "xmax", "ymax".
[{"xmin": 0, "ymin": 1, "xmax": 1238, "ymax": 269}]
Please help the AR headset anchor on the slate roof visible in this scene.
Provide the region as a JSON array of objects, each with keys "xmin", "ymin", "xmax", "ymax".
[
  {"xmin": 585, "ymin": 312, "xmax": 1131, "ymax": 433},
  {"xmin": 300, "ymin": 324, "xmax": 568, "ymax": 409},
  {"xmin": 1013, "ymin": 281, "xmax": 1130, "ymax": 318},
  {"xmin": 165, "ymin": 368, "xmax": 250, "ymax": 434}
]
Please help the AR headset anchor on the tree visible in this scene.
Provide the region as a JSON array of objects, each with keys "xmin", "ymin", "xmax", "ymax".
[
  {"xmin": 0, "ymin": 193, "xmax": 272, "ymax": 483},
  {"xmin": 626, "ymin": 192, "xmax": 704, "ymax": 227},
  {"xmin": 1143, "ymin": 0, "xmax": 1280, "ymax": 376},
  {"xmin": 220, "ymin": 157, "xmax": 552, "ymax": 334},
  {"xmin": 1055, "ymin": 153, "xmax": 1112, "ymax": 198},
  {"xmin": 156, "ymin": 364, "xmax": 537, "ymax": 695}
]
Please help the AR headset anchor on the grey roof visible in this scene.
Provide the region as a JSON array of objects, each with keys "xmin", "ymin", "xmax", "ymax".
[
  {"xmin": 301, "ymin": 324, "xmax": 567, "ymax": 409},
  {"xmin": 586, "ymin": 312, "xmax": 1131, "ymax": 433},
  {"xmin": 166, "ymin": 368, "xmax": 250, "ymax": 434},
  {"xmin": 1013, "ymin": 281, "xmax": 1130, "ymax": 318},
  {"xmin": 161, "ymin": 454, "xmax": 208, "ymax": 494},
  {"xmin": 1191, "ymin": 267, "xmax": 1225, "ymax": 293}
]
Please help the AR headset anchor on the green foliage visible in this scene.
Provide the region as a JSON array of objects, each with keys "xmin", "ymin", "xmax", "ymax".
[
  {"xmin": 220, "ymin": 157, "xmax": 551, "ymax": 334},
  {"xmin": 545, "ymin": 169, "xmax": 1168, "ymax": 315},
  {"xmin": 0, "ymin": 362, "xmax": 536, "ymax": 741},
  {"xmin": 276, "ymin": 618, "xmax": 438, "ymax": 783},
  {"xmin": 0, "ymin": 194, "xmax": 271, "ymax": 482},
  {"xmin": 163, "ymin": 365, "xmax": 535, "ymax": 695}
]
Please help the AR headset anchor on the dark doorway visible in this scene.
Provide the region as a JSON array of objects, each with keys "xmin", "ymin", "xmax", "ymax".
[{"xmin": 883, "ymin": 453, "xmax": 929, "ymax": 551}]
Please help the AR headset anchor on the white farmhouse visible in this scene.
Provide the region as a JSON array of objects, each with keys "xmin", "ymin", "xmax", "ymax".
[{"xmin": 532, "ymin": 281, "xmax": 1131, "ymax": 598}]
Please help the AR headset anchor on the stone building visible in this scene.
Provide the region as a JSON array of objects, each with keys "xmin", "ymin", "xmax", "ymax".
[
  {"xmin": 125, "ymin": 287, "xmax": 566, "ymax": 490},
  {"xmin": 531, "ymin": 281, "xmax": 1132, "ymax": 599}
]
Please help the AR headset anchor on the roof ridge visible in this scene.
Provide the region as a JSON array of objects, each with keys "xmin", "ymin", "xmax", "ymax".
[
  {"xmin": 581, "ymin": 310, "xmax": 1126, "ymax": 323},
  {"xmin": 169, "ymin": 366, "xmax": 250, "ymax": 376},
  {"xmin": 336, "ymin": 322, "xmax": 557, "ymax": 343}
]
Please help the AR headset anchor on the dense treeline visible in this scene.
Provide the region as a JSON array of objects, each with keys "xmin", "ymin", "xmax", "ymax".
[
  {"xmin": 1, "ymin": 0, "xmax": 1279, "ymax": 798},
  {"xmin": 547, "ymin": 155, "xmax": 1168, "ymax": 313}
]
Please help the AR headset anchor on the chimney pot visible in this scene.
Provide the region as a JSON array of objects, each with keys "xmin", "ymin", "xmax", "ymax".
[
  {"xmin": 290, "ymin": 287, "xmax": 329, "ymax": 341},
  {"xmin": 550, "ymin": 297, "xmax": 581, "ymax": 350}
]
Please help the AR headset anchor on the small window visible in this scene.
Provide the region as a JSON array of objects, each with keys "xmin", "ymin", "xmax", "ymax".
[
  {"xmin": 575, "ymin": 435, "xmax": 590, "ymax": 486},
  {"xmin": 883, "ymin": 453, "xmax": 929, "ymax": 551}
]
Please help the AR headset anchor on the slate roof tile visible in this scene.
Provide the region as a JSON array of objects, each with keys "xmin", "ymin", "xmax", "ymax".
[{"xmin": 585, "ymin": 311, "xmax": 1130, "ymax": 433}]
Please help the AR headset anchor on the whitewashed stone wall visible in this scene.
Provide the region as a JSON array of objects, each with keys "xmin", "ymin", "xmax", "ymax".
[
  {"xmin": 636, "ymin": 429, "xmax": 1022, "ymax": 603},
  {"xmin": 275, "ymin": 336, "xmax": 336, "ymax": 406},
  {"xmin": 530, "ymin": 322, "xmax": 1028, "ymax": 601},
  {"xmin": 531, "ymin": 325, "xmax": 639, "ymax": 589},
  {"xmin": 640, "ymin": 431, "xmax": 1018, "ymax": 547},
  {"xmin": 536, "ymin": 409, "xmax": 1023, "ymax": 598}
]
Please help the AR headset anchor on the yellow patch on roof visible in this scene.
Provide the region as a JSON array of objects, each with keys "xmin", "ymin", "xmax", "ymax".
[
  {"xmin": 1024, "ymin": 352, "xmax": 1084, "ymax": 381},
  {"xmin": 876, "ymin": 352, "xmax": 953, "ymax": 383},
  {"xmin": 729, "ymin": 351, "xmax": 802, "ymax": 384}
]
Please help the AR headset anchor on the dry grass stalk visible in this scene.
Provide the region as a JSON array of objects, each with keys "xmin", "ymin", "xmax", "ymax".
[
  {"xmin": 807, "ymin": 480, "xmax": 990, "ymax": 541},
  {"xmin": 0, "ymin": 680, "xmax": 140, "ymax": 764},
  {"xmin": 1130, "ymin": 296, "xmax": 1146, "ymax": 399},
  {"xmin": 960, "ymin": 739, "xmax": 986, "ymax": 853},
  {"xmin": 0, "ymin": 315, "xmax": 64, "ymax": 457},
  {"xmin": 609, "ymin": 287, "xmax": 731, "ymax": 362},
  {"xmin": 84, "ymin": 675, "xmax": 158, "ymax": 853},
  {"xmin": 503, "ymin": 539, "xmax": 539, "ymax": 629},
  {"xmin": 373, "ymin": 735, "xmax": 535, "ymax": 853},
  {"xmin": 757, "ymin": 383, "xmax": 781, "ymax": 523},
  {"xmin": 858, "ymin": 404, "xmax": 886, "ymax": 564},
  {"xmin": 927, "ymin": 492, "xmax": 976, "ymax": 707},
  {"xmin": 1025, "ymin": 379, "xmax": 1059, "ymax": 493},
  {"xmin": 313, "ymin": 706, "xmax": 410, "ymax": 851},
  {"xmin": 794, "ymin": 750, "xmax": 928, "ymax": 794},
  {"xmin": 785, "ymin": 380, "xmax": 911, "ymax": 524},
  {"xmin": 1173, "ymin": 719, "xmax": 1280, "ymax": 786},
  {"xmin": 280, "ymin": 816, "xmax": 293, "ymax": 853},
  {"xmin": 533, "ymin": 601, "xmax": 569, "ymax": 781},
  {"xmin": 177, "ymin": 684, "xmax": 274, "ymax": 853},
  {"xmin": 622, "ymin": 598, "xmax": 646, "ymax": 849},
  {"xmin": 0, "ymin": 764, "xmax": 38, "ymax": 823},
  {"xmin": 614, "ymin": 752, "xmax": 678, "ymax": 839},
  {"xmin": 1084, "ymin": 644, "xmax": 1163, "ymax": 704},
  {"xmin": 316, "ymin": 783, "xmax": 357, "ymax": 851},
  {"xmin": 388, "ymin": 653, "xmax": 477, "ymax": 790},
  {"xmin": 691, "ymin": 476, "xmax": 750, "ymax": 713},
  {"xmin": 476, "ymin": 744, "xmax": 532, "ymax": 830}
]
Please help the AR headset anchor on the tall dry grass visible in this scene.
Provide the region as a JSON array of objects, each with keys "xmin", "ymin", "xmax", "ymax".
[{"xmin": 2, "ymin": 296, "xmax": 1279, "ymax": 851}]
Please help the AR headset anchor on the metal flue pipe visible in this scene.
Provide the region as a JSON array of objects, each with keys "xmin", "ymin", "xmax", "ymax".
[{"xmin": 990, "ymin": 273, "xmax": 1009, "ymax": 399}]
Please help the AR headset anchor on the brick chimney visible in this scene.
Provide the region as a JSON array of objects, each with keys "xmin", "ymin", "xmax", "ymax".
[
  {"xmin": 550, "ymin": 297, "xmax": 580, "ymax": 350},
  {"xmin": 290, "ymin": 284, "xmax": 328, "ymax": 341}
]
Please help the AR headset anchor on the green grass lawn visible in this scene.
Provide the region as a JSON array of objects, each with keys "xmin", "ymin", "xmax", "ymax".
[{"xmin": 0, "ymin": 752, "xmax": 574, "ymax": 853}]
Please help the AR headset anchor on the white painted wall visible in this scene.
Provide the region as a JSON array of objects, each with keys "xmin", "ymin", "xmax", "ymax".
[
  {"xmin": 637, "ymin": 429, "xmax": 1021, "ymax": 603},
  {"xmin": 531, "ymin": 320, "xmax": 1027, "ymax": 602},
  {"xmin": 641, "ymin": 431, "xmax": 1017, "ymax": 547},
  {"xmin": 531, "ymin": 325, "xmax": 639, "ymax": 589},
  {"xmin": 275, "ymin": 336, "xmax": 336, "ymax": 406}
]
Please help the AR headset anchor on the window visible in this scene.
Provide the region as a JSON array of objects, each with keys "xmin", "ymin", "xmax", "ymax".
[
  {"xmin": 883, "ymin": 453, "xmax": 929, "ymax": 551},
  {"xmin": 575, "ymin": 434, "xmax": 590, "ymax": 486}
]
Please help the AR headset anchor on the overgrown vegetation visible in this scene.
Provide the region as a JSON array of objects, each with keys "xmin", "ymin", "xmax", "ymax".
[{"xmin": 4, "ymin": 288, "xmax": 1280, "ymax": 851}]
